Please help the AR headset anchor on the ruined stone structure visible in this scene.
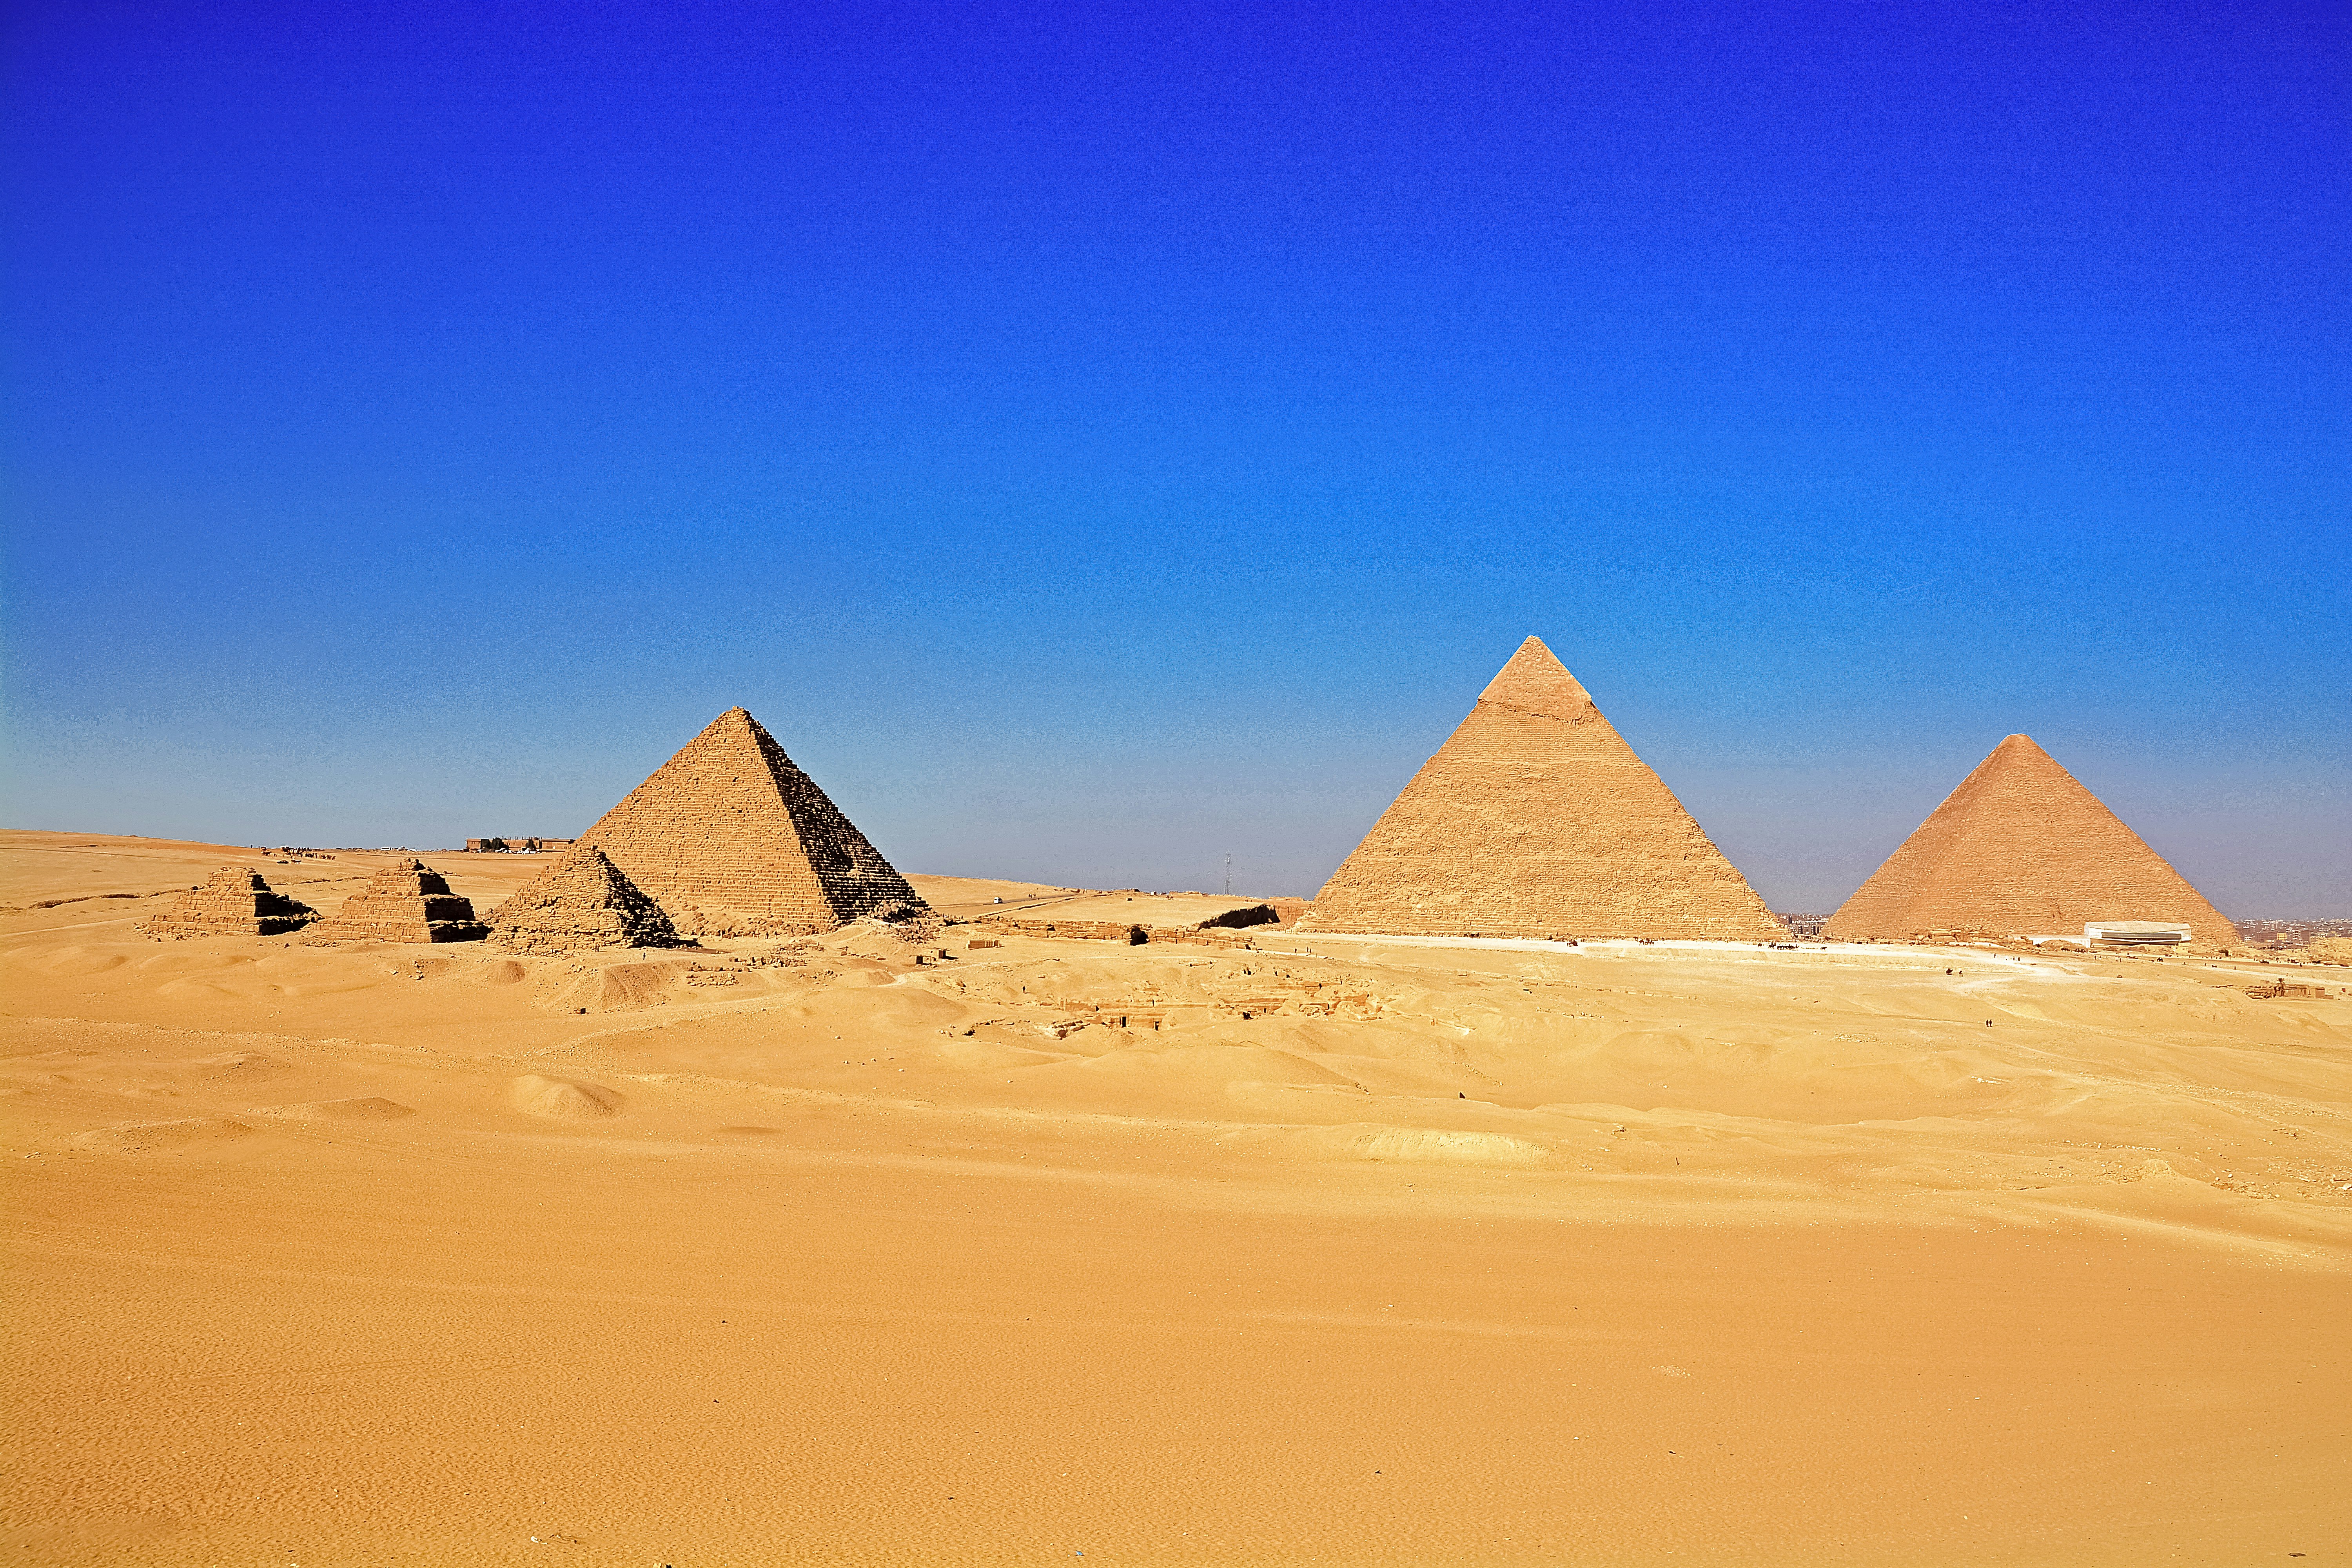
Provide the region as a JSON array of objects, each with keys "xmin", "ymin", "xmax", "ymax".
[
  {"xmin": 142, "ymin": 867, "xmax": 317, "ymax": 938},
  {"xmin": 574, "ymin": 707, "xmax": 929, "ymax": 938},
  {"xmin": 1822, "ymin": 735, "xmax": 2238, "ymax": 944},
  {"xmin": 1298, "ymin": 637, "xmax": 1784, "ymax": 941},
  {"xmin": 485, "ymin": 844, "xmax": 681, "ymax": 955},
  {"xmin": 304, "ymin": 860, "xmax": 487, "ymax": 944},
  {"xmin": 974, "ymin": 917, "xmax": 1150, "ymax": 944},
  {"xmin": 969, "ymin": 907, "xmax": 1277, "ymax": 948}
]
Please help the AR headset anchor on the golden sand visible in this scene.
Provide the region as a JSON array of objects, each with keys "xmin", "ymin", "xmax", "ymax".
[{"xmin": 3, "ymin": 831, "xmax": 2345, "ymax": 1565}]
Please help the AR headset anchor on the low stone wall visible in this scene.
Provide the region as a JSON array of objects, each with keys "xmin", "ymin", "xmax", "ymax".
[
  {"xmin": 969, "ymin": 916, "xmax": 1272, "ymax": 950},
  {"xmin": 973, "ymin": 917, "xmax": 1147, "ymax": 944},
  {"xmin": 1145, "ymin": 927, "xmax": 1263, "ymax": 949},
  {"xmin": 2246, "ymin": 981, "xmax": 2336, "ymax": 1000}
]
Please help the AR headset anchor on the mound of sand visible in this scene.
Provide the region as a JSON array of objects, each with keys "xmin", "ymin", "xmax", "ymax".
[
  {"xmin": 73, "ymin": 1116, "xmax": 254, "ymax": 1152},
  {"xmin": 508, "ymin": 1075, "xmax": 622, "ymax": 1119},
  {"xmin": 254, "ymin": 1097, "xmax": 416, "ymax": 1122},
  {"xmin": 530, "ymin": 960, "xmax": 688, "ymax": 1013},
  {"xmin": 194, "ymin": 1051, "xmax": 293, "ymax": 1080}
]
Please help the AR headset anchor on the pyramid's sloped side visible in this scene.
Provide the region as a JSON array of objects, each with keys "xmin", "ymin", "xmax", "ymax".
[
  {"xmin": 488, "ymin": 845, "xmax": 681, "ymax": 953},
  {"xmin": 143, "ymin": 867, "xmax": 316, "ymax": 936},
  {"xmin": 577, "ymin": 709, "xmax": 926, "ymax": 937},
  {"xmin": 1822, "ymin": 737, "xmax": 2237, "ymax": 942},
  {"xmin": 1299, "ymin": 642, "xmax": 1782, "ymax": 941},
  {"xmin": 305, "ymin": 860, "xmax": 485, "ymax": 944}
]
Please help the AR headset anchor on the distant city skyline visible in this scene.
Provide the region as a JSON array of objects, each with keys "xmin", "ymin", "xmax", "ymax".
[{"xmin": 6, "ymin": 1, "xmax": 2345, "ymax": 915}]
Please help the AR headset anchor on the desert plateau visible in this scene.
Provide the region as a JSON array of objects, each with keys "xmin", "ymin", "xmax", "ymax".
[{"xmin": 2, "ymin": 826, "xmax": 2346, "ymax": 1566}]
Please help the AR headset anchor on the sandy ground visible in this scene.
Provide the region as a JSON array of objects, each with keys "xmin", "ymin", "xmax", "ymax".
[{"xmin": 2, "ymin": 830, "xmax": 2346, "ymax": 1566}]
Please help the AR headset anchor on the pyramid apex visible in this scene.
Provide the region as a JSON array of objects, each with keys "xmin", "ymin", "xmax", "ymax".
[
  {"xmin": 1477, "ymin": 635, "xmax": 1592, "ymax": 711},
  {"xmin": 1981, "ymin": 734, "xmax": 2063, "ymax": 773},
  {"xmin": 693, "ymin": 707, "xmax": 765, "ymax": 744}
]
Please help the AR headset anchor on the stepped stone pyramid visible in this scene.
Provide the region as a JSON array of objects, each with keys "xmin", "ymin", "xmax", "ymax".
[
  {"xmin": 1298, "ymin": 637, "xmax": 1783, "ymax": 940},
  {"xmin": 305, "ymin": 860, "xmax": 487, "ymax": 944},
  {"xmin": 486, "ymin": 844, "xmax": 682, "ymax": 954},
  {"xmin": 1822, "ymin": 735, "xmax": 2238, "ymax": 943},
  {"xmin": 142, "ymin": 867, "xmax": 317, "ymax": 938},
  {"xmin": 574, "ymin": 707, "xmax": 929, "ymax": 938}
]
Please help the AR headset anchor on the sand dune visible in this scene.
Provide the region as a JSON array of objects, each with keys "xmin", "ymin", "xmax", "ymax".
[
  {"xmin": 254, "ymin": 1096, "xmax": 416, "ymax": 1121},
  {"xmin": 509, "ymin": 1074, "xmax": 624, "ymax": 1119},
  {"xmin": 2, "ymin": 830, "xmax": 2346, "ymax": 1564}
]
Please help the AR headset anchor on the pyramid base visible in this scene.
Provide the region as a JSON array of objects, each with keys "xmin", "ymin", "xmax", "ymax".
[
  {"xmin": 661, "ymin": 903, "xmax": 838, "ymax": 940},
  {"xmin": 486, "ymin": 926, "xmax": 684, "ymax": 956},
  {"xmin": 143, "ymin": 915, "xmax": 316, "ymax": 939},
  {"xmin": 305, "ymin": 919, "xmax": 488, "ymax": 945},
  {"xmin": 1298, "ymin": 915, "xmax": 1786, "ymax": 942}
]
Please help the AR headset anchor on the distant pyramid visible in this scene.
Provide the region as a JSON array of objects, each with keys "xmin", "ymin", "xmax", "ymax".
[
  {"xmin": 1298, "ymin": 637, "xmax": 1783, "ymax": 940},
  {"xmin": 485, "ymin": 844, "xmax": 681, "ymax": 954},
  {"xmin": 305, "ymin": 860, "xmax": 487, "ymax": 944},
  {"xmin": 575, "ymin": 707, "xmax": 929, "ymax": 938},
  {"xmin": 1823, "ymin": 735, "xmax": 2237, "ymax": 942},
  {"xmin": 142, "ymin": 867, "xmax": 317, "ymax": 938}
]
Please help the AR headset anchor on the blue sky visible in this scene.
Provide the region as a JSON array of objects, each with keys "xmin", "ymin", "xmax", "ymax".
[{"xmin": 6, "ymin": 1, "xmax": 2345, "ymax": 913}]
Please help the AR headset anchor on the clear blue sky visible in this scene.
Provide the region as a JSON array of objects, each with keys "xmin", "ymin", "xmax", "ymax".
[{"xmin": 5, "ymin": 2, "xmax": 2345, "ymax": 914}]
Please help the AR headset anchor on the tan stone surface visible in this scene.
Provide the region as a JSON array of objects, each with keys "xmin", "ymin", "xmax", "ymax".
[
  {"xmin": 973, "ymin": 916, "xmax": 1149, "ymax": 944},
  {"xmin": 139, "ymin": 867, "xmax": 315, "ymax": 938},
  {"xmin": 303, "ymin": 859, "xmax": 486, "ymax": 944},
  {"xmin": 485, "ymin": 844, "xmax": 682, "ymax": 955},
  {"xmin": 575, "ymin": 708, "xmax": 928, "ymax": 938},
  {"xmin": 1300, "ymin": 637, "xmax": 1783, "ymax": 940},
  {"xmin": 1824, "ymin": 735, "xmax": 2239, "ymax": 944}
]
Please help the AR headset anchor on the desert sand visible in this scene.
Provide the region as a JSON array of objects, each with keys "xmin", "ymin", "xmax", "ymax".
[{"xmin": 3, "ymin": 829, "xmax": 2346, "ymax": 1565}]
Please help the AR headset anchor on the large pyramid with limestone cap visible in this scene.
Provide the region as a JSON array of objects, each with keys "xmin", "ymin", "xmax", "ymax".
[
  {"xmin": 1298, "ymin": 637, "xmax": 1783, "ymax": 940},
  {"xmin": 573, "ymin": 707, "xmax": 929, "ymax": 938},
  {"xmin": 1822, "ymin": 735, "xmax": 2237, "ymax": 943}
]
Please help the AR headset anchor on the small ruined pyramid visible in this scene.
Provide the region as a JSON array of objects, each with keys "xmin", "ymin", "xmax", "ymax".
[
  {"xmin": 142, "ymin": 867, "xmax": 317, "ymax": 938},
  {"xmin": 1823, "ymin": 735, "xmax": 2238, "ymax": 943},
  {"xmin": 574, "ymin": 707, "xmax": 930, "ymax": 938},
  {"xmin": 485, "ymin": 844, "xmax": 682, "ymax": 955},
  {"xmin": 305, "ymin": 859, "xmax": 487, "ymax": 944},
  {"xmin": 1299, "ymin": 637, "xmax": 1783, "ymax": 940}
]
